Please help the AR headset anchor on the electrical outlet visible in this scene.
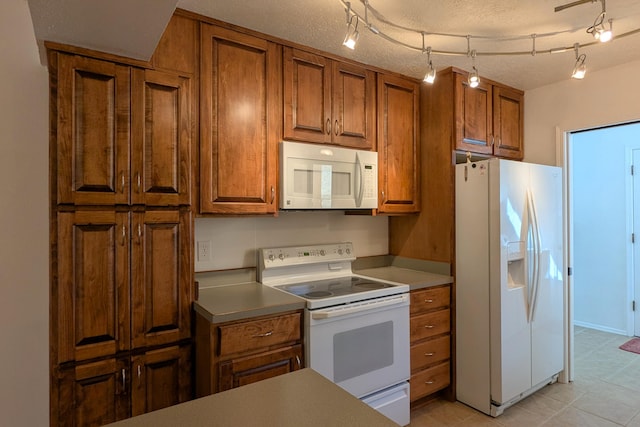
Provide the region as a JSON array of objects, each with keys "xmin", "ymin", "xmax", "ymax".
[{"xmin": 197, "ymin": 240, "xmax": 211, "ymax": 262}]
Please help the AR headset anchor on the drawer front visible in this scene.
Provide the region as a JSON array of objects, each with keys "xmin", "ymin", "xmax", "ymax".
[
  {"xmin": 218, "ymin": 312, "xmax": 301, "ymax": 357},
  {"xmin": 410, "ymin": 286, "xmax": 450, "ymax": 314},
  {"xmin": 410, "ymin": 335, "xmax": 450, "ymax": 371},
  {"xmin": 410, "ymin": 361, "xmax": 450, "ymax": 401},
  {"xmin": 410, "ymin": 309, "xmax": 450, "ymax": 342}
]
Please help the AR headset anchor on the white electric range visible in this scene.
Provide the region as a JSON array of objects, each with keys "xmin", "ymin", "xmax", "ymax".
[{"xmin": 257, "ymin": 242, "xmax": 410, "ymax": 426}]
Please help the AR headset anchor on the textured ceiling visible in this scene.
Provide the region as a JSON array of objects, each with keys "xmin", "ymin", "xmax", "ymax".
[
  {"xmin": 177, "ymin": 0, "xmax": 640, "ymax": 90},
  {"xmin": 28, "ymin": 0, "xmax": 640, "ymax": 90}
]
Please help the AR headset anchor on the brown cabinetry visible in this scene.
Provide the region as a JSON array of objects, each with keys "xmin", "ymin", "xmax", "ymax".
[
  {"xmin": 377, "ymin": 73, "xmax": 420, "ymax": 213},
  {"xmin": 454, "ymin": 71, "xmax": 524, "ymax": 160},
  {"xmin": 200, "ymin": 24, "xmax": 281, "ymax": 214},
  {"xmin": 195, "ymin": 311, "xmax": 304, "ymax": 397},
  {"xmin": 409, "ymin": 285, "xmax": 452, "ymax": 402},
  {"xmin": 283, "ymin": 47, "xmax": 376, "ymax": 150},
  {"xmin": 55, "ymin": 54, "xmax": 191, "ymax": 207}
]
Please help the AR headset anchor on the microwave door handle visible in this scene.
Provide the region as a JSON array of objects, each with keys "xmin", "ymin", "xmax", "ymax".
[{"xmin": 355, "ymin": 153, "xmax": 364, "ymax": 207}]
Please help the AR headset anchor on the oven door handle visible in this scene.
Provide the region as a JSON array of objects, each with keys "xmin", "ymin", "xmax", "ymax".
[{"xmin": 311, "ymin": 294, "xmax": 409, "ymax": 320}]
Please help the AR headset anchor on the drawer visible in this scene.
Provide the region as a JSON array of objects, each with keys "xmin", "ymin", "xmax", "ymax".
[
  {"xmin": 410, "ymin": 309, "xmax": 450, "ymax": 342},
  {"xmin": 410, "ymin": 361, "xmax": 450, "ymax": 401},
  {"xmin": 410, "ymin": 335, "xmax": 450, "ymax": 371},
  {"xmin": 410, "ymin": 286, "xmax": 450, "ymax": 314},
  {"xmin": 218, "ymin": 312, "xmax": 301, "ymax": 357}
]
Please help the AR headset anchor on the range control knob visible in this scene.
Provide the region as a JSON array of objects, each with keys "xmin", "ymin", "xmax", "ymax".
[
  {"xmin": 319, "ymin": 250, "xmax": 325, "ymax": 256},
  {"xmin": 278, "ymin": 253, "xmax": 285, "ymax": 260},
  {"xmin": 346, "ymin": 248, "xmax": 351, "ymax": 255},
  {"xmin": 268, "ymin": 254, "xmax": 275, "ymax": 261},
  {"xmin": 338, "ymin": 249, "xmax": 343, "ymax": 255}
]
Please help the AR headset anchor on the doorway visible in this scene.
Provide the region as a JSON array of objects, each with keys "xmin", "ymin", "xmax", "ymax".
[{"xmin": 567, "ymin": 122, "xmax": 640, "ymax": 338}]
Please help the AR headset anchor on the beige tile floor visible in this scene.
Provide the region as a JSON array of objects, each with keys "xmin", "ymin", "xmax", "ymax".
[{"xmin": 409, "ymin": 327, "xmax": 640, "ymax": 426}]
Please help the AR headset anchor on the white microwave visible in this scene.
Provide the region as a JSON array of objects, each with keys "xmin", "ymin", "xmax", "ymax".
[{"xmin": 280, "ymin": 141, "xmax": 378, "ymax": 210}]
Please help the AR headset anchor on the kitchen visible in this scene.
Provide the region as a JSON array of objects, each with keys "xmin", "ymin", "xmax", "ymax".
[{"xmin": 3, "ymin": 0, "xmax": 640, "ymax": 426}]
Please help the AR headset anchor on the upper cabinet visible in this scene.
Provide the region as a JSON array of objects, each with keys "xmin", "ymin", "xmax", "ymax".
[
  {"xmin": 454, "ymin": 71, "xmax": 524, "ymax": 160},
  {"xmin": 200, "ymin": 24, "xmax": 281, "ymax": 214},
  {"xmin": 283, "ymin": 47, "xmax": 376, "ymax": 150},
  {"xmin": 377, "ymin": 73, "xmax": 420, "ymax": 214},
  {"xmin": 54, "ymin": 54, "xmax": 192, "ymax": 206}
]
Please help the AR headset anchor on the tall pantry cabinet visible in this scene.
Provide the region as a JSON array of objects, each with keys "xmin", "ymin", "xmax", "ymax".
[{"xmin": 48, "ymin": 14, "xmax": 196, "ymax": 425}]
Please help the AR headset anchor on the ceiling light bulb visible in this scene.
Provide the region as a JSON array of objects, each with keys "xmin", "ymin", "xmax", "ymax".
[
  {"xmin": 571, "ymin": 53, "xmax": 587, "ymax": 79},
  {"xmin": 423, "ymin": 61, "xmax": 436, "ymax": 84},
  {"xmin": 343, "ymin": 16, "xmax": 359, "ymax": 50},
  {"xmin": 468, "ymin": 67, "xmax": 480, "ymax": 88}
]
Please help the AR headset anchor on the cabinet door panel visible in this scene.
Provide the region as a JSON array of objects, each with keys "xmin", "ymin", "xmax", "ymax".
[
  {"xmin": 57, "ymin": 211, "xmax": 130, "ymax": 363},
  {"xmin": 56, "ymin": 54, "xmax": 130, "ymax": 205},
  {"xmin": 332, "ymin": 61, "xmax": 375, "ymax": 149},
  {"xmin": 200, "ymin": 25, "xmax": 280, "ymax": 214},
  {"xmin": 218, "ymin": 344, "xmax": 303, "ymax": 392},
  {"xmin": 57, "ymin": 359, "xmax": 129, "ymax": 426},
  {"xmin": 131, "ymin": 345, "xmax": 192, "ymax": 416},
  {"xmin": 493, "ymin": 86, "xmax": 524, "ymax": 160},
  {"xmin": 131, "ymin": 210, "xmax": 192, "ymax": 348},
  {"xmin": 283, "ymin": 47, "xmax": 331, "ymax": 143},
  {"xmin": 132, "ymin": 69, "xmax": 192, "ymax": 206},
  {"xmin": 455, "ymin": 73, "xmax": 492, "ymax": 154},
  {"xmin": 377, "ymin": 74, "xmax": 420, "ymax": 213}
]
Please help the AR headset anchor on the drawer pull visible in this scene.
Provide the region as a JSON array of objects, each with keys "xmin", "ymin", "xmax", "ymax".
[
  {"xmin": 253, "ymin": 331, "xmax": 273, "ymax": 338},
  {"xmin": 425, "ymin": 380, "xmax": 435, "ymax": 385},
  {"xmin": 425, "ymin": 299, "xmax": 434, "ymax": 303},
  {"xmin": 424, "ymin": 352, "xmax": 435, "ymax": 357},
  {"xmin": 424, "ymin": 325, "xmax": 434, "ymax": 329}
]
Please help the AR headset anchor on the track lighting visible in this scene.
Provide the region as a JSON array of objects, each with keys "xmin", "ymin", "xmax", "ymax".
[
  {"xmin": 423, "ymin": 47, "xmax": 436, "ymax": 84},
  {"xmin": 468, "ymin": 50, "xmax": 480, "ymax": 88},
  {"xmin": 587, "ymin": 0, "xmax": 613, "ymax": 42},
  {"xmin": 571, "ymin": 43, "xmax": 587, "ymax": 79},
  {"xmin": 342, "ymin": 2, "xmax": 359, "ymax": 50}
]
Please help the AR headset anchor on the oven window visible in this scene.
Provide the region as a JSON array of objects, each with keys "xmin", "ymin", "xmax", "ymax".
[{"xmin": 333, "ymin": 321, "xmax": 394, "ymax": 383}]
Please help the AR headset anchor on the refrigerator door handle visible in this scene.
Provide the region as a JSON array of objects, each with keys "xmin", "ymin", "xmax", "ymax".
[{"xmin": 526, "ymin": 189, "xmax": 542, "ymax": 323}]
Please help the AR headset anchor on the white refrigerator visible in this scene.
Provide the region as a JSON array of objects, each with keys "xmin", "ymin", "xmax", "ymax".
[{"xmin": 455, "ymin": 158, "xmax": 564, "ymax": 417}]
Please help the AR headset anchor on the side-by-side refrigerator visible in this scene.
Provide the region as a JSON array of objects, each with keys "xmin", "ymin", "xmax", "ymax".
[{"xmin": 455, "ymin": 158, "xmax": 564, "ymax": 417}]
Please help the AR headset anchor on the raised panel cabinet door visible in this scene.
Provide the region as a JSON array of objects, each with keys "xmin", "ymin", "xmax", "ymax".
[
  {"xmin": 218, "ymin": 344, "xmax": 303, "ymax": 392},
  {"xmin": 131, "ymin": 345, "xmax": 192, "ymax": 416},
  {"xmin": 493, "ymin": 85, "xmax": 524, "ymax": 160},
  {"xmin": 200, "ymin": 24, "xmax": 281, "ymax": 214},
  {"xmin": 283, "ymin": 47, "xmax": 332, "ymax": 144},
  {"xmin": 131, "ymin": 69, "xmax": 192, "ymax": 206},
  {"xmin": 56, "ymin": 358, "xmax": 129, "ymax": 427},
  {"xmin": 55, "ymin": 53, "xmax": 130, "ymax": 205},
  {"xmin": 56, "ymin": 211, "xmax": 130, "ymax": 364},
  {"xmin": 377, "ymin": 73, "xmax": 420, "ymax": 213},
  {"xmin": 332, "ymin": 61, "xmax": 376, "ymax": 149},
  {"xmin": 131, "ymin": 209, "xmax": 192, "ymax": 349},
  {"xmin": 454, "ymin": 72, "xmax": 493, "ymax": 155}
]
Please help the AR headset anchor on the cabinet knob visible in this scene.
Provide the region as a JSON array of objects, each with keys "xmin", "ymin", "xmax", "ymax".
[
  {"xmin": 424, "ymin": 325, "xmax": 434, "ymax": 329},
  {"xmin": 424, "ymin": 352, "xmax": 435, "ymax": 357},
  {"xmin": 425, "ymin": 380, "xmax": 435, "ymax": 385},
  {"xmin": 425, "ymin": 299, "xmax": 434, "ymax": 303}
]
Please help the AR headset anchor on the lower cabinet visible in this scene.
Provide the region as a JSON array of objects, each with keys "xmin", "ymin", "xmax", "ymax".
[
  {"xmin": 195, "ymin": 310, "xmax": 304, "ymax": 397},
  {"xmin": 409, "ymin": 285, "xmax": 452, "ymax": 402},
  {"xmin": 54, "ymin": 344, "xmax": 192, "ymax": 426}
]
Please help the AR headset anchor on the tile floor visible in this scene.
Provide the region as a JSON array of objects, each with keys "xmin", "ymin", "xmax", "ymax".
[{"xmin": 409, "ymin": 327, "xmax": 640, "ymax": 426}]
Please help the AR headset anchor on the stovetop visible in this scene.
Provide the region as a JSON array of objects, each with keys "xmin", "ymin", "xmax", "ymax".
[{"xmin": 276, "ymin": 276, "xmax": 396, "ymax": 300}]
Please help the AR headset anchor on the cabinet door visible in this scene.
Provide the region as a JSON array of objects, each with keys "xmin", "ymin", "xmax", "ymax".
[
  {"xmin": 131, "ymin": 209, "xmax": 192, "ymax": 349},
  {"xmin": 283, "ymin": 47, "xmax": 331, "ymax": 144},
  {"xmin": 56, "ymin": 53, "xmax": 130, "ymax": 205},
  {"xmin": 56, "ymin": 359, "xmax": 129, "ymax": 426},
  {"xmin": 493, "ymin": 85, "xmax": 524, "ymax": 160},
  {"xmin": 56, "ymin": 211, "xmax": 130, "ymax": 364},
  {"xmin": 377, "ymin": 73, "xmax": 420, "ymax": 213},
  {"xmin": 131, "ymin": 345, "xmax": 192, "ymax": 416},
  {"xmin": 332, "ymin": 61, "xmax": 376, "ymax": 149},
  {"xmin": 454, "ymin": 72, "xmax": 493, "ymax": 155},
  {"xmin": 218, "ymin": 344, "xmax": 303, "ymax": 392},
  {"xmin": 200, "ymin": 24, "xmax": 280, "ymax": 214},
  {"xmin": 131, "ymin": 69, "xmax": 192, "ymax": 206}
]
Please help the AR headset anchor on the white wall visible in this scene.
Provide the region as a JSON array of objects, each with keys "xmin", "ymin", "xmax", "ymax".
[
  {"xmin": 195, "ymin": 212, "xmax": 388, "ymax": 271},
  {"xmin": 0, "ymin": 0, "xmax": 49, "ymax": 424}
]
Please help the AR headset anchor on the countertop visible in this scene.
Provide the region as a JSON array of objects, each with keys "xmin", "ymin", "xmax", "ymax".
[
  {"xmin": 106, "ymin": 368, "xmax": 399, "ymax": 427},
  {"xmin": 194, "ymin": 281, "xmax": 306, "ymax": 324},
  {"xmin": 355, "ymin": 266, "xmax": 453, "ymax": 291}
]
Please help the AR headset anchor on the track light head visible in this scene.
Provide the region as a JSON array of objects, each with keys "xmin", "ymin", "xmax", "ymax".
[
  {"xmin": 571, "ymin": 44, "xmax": 587, "ymax": 79},
  {"xmin": 587, "ymin": 1, "xmax": 614, "ymax": 43},
  {"xmin": 343, "ymin": 15, "xmax": 359, "ymax": 49},
  {"xmin": 468, "ymin": 66, "xmax": 480, "ymax": 88},
  {"xmin": 423, "ymin": 47, "xmax": 436, "ymax": 84}
]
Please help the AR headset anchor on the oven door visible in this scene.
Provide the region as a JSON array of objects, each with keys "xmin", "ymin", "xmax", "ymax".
[{"xmin": 306, "ymin": 293, "xmax": 410, "ymax": 398}]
